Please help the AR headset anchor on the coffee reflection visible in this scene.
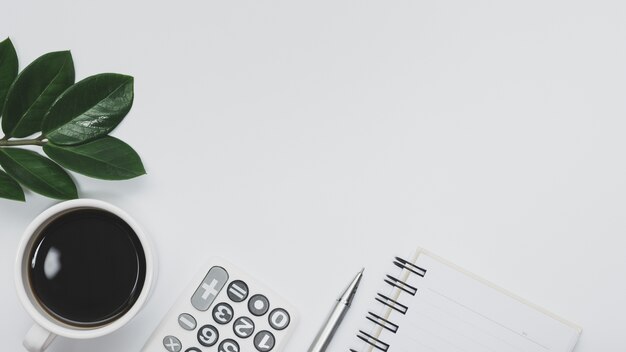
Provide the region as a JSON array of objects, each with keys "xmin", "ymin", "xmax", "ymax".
[{"xmin": 42, "ymin": 247, "xmax": 61, "ymax": 280}]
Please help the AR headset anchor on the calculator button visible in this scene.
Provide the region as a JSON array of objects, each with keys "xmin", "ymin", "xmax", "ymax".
[
  {"xmin": 248, "ymin": 294, "xmax": 270, "ymax": 316},
  {"xmin": 163, "ymin": 336, "xmax": 182, "ymax": 352},
  {"xmin": 197, "ymin": 324, "xmax": 219, "ymax": 347},
  {"xmin": 254, "ymin": 331, "xmax": 276, "ymax": 352},
  {"xmin": 178, "ymin": 313, "xmax": 197, "ymax": 330},
  {"xmin": 219, "ymin": 339, "xmax": 240, "ymax": 352},
  {"xmin": 227, "ymin": 280, "xmax": 249, "ymax": 302},
  {"xmin": 233, "ymin": 316, "xmax": 256, "ymax": 338},
  {"xmin": 185, "ymin": 349, "xmax": 201, "ymax": 352},
  {"xmin": 191, "ymin": 266, "xmax": 229, "ymax": 311},
  {"xmin": 212, "ymin": 302, "xmax": 234, "ymax": 324},
  {"xmin": 268, "ymin": 308, "xmax": 291, "ymax": 330}
]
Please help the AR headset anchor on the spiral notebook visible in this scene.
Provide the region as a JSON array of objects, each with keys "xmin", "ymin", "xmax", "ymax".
[{"xmin": 350, "ymin": 248, "xmax": 581, "ymax": 352}]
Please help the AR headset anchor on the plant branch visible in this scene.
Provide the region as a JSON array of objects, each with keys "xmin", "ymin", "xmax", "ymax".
[{"xmin": 0, "ymin": 138, "xmax": 46, "ymax": 147}]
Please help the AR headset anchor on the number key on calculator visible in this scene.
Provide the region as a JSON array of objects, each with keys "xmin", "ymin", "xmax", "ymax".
[{"xmin": 142, "ymin": 259, "xmax": 297, "ymax": 352}]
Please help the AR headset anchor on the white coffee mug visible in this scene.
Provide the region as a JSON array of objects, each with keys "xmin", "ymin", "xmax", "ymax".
[{"xmin": 14, "ymin": 199, "xmax": 157, "ymax": 351}]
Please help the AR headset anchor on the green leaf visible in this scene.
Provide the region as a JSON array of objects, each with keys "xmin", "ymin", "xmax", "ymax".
[
  {"xmin": 0, "ymin": 38, "xmax": 18, "ymax": 116},
  {"xmin": 0, "ymin": 148, "xmax": 77, "ymax": 200},
  {"xmin": 42, "ymin": 73, "xmax": 133, "ymax": 145},
  {"xmin": 0, "ymin": 168, "xmax": 25, "ymax": 201},
  {"xmin": 43, "ymin": 136, "xmax": 146, "ymax": 180},
  {"xmin": 2, "ymin": 51, "xmax": 74, "ymax": 138}
]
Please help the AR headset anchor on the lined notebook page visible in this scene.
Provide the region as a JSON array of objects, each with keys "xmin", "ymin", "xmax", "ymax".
[{"xmin": 363, "ymin": 250, "xmax": 580, "ymax": 352}]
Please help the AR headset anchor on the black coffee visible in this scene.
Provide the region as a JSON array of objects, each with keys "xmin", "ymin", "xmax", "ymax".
[{"xmin": 28, "ymin": 208, "xmax": 146, "ymax": 327}]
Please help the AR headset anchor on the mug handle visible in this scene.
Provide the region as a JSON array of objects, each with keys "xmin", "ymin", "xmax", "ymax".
[{"xmin": 23, "ymin": 324, "xmax": 56, "ymax": 352}]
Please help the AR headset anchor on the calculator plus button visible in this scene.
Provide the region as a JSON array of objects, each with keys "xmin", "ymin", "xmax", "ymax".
[
  {"xmin": 227, "ymin": 280, "xmax": 249, "ymax": 302},
  {"xmin": 212, "ymin": 302, "xmax": 234, "ymax": 324},
  {"xmin": 191, "ymin": 266, "xmax": 229, "ymax": 311},
  {"xmin": 219, "ymin": 339, "xmax": 240, "ymax": 352},
  {"xmin": 233, "ymin": 316, "xmax": 256, "ymax": 338},
  {"xmin": 248, "ymin": 294, "xmax": 270, "ymax": 316},
  {"xmin": 197, "ymin": 324, "xmax": 219, "ymax": 347},
  {"xmin": 254, "ymin": 331, "xmax": 276, "ymax": 352},
  {"xmin": 163, "ymin": 336, "xmax": 182, "ymax": 352},
  {"xmin": 268, "ymin": 308, "xmax": 291, "ymax": 330},
  {"xmin": 178, "ymin": 313, "xmax": 197, "ymax": 330}
]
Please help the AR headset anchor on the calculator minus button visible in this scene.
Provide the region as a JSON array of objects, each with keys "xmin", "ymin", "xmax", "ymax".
[
  {"xmin": 178, "ymin": 313, "xmax": 197, "ymax": 330},
  {"xmin": 191, "ymin": 266, "xmax": 229, "ymax": 311}
]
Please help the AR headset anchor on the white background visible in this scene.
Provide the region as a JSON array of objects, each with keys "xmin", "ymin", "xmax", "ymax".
[{"xmin": 1, "ymin": 1, "xmax": 625, "ymax": 351}]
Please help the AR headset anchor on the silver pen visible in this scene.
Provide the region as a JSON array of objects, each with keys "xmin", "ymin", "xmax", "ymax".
[{"xmin": 308, "ymin": 268, "xmax": 365, "ymax": 352}]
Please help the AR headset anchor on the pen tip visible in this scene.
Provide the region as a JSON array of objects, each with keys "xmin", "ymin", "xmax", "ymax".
[{"xmin": 339, "ymin": 268, "xmax": 365, "ymax": 304}]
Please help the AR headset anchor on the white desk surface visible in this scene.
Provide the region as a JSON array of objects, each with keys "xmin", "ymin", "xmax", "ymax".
[{"xmin": 1, "ymin": 1, "xmax": 625, "ymax": 351}]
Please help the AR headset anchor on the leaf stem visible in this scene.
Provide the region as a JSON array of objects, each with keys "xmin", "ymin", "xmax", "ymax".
[{"xmin": 0, "ymin": 138, "xmax": 46, "ymax": 147}]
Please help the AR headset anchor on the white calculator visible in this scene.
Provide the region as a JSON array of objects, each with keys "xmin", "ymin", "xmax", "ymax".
[{"xmin": 142, "ymin": 259, "xmax": 297, "ymax": 352}]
